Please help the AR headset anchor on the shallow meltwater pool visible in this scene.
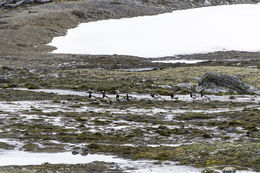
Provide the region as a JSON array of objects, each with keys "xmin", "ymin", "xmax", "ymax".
[
  {"xmin": 0, "ymin": 151, "xmax": 203, "ymax": 173},
  {"xmin": 12, "ymin": 88, "xmax": 260, "ymax": 104},
  {"xmin": 0, "ymin": 151, "xmax": 257, "ymax": 173},
  {"xmin": 152, "ymin": 60, "xmax": 207, "ymax": 64},
  {"xmin": 48, "ymin": 3, "xmax": 260, "ymax": 58}
]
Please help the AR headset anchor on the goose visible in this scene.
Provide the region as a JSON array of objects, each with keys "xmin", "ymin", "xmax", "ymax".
[
  {"xmin": 189, "ymin": 90, "xmax": 199, "ymax": 101},
  {"xmin": 200, "ymin": 90, "xmax": 204, "ymax": 97},
  {"xmin": 199, "ymin": 90, "xmax": 211, "ymax": 102},
  {"xmin": 190, "ymin": 90, "xmax": 193, "ymax": 98},
  {"xmin": 171, "ymin": 90, "xmax": 178, "ymax": 99},
  {"xmin": 122, "ymin": 93, "xmax": 133, "ymax": 100},
  {"xmin": 170, "ymin": 91, "xmax": 174, "ymax": 99},
  {"xmin": 115, "ymin": 90, "xmax": 120, "ymax": 99},
  {"xmin": 201, "ymin": 95, "xmax": 211, "ymax": 102},
  {"xmin": 150, "ymin": 93, "xmax": 162, "ymax": 100},
  {"xmin": 88, "ymin": 90, "xmax": 93, "ymax": 98},
  {"xmin": 102, "ymin": 91, "xmax": 108, "ymax": 98}
]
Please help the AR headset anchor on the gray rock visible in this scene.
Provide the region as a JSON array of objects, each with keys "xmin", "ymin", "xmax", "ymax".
[
  {"xmin": 197, "ymin": 72, "xmax": 260, "ymax": 94},
  {"xmin": 158, "ymin": 85, "xmax": 172, "ymax": 89},
  {"xmin": 193, "ymin": 77, "xmax": 201, "ymax": 81},
  {"xmin": 196, "ymin": 85, "xmax": 229, "ymax": 94},
  {"xmin": 204, "ymin": 0, "xmax": 211, "ymax": 6},
  {"xmin": 233, "ymin": 74, "xmax": 244, "ymax": 79},
  {"xmin": 201, "ymin": 168, "xmax": 219, "ymax": 173},
  {"xmin": 79, "ymin": 147, "xmax": 88, "ymax": 156},
  {"xmin": 222, "ymin": 167, "xmax": 236, "ymax": 173},
  {"xmin": 72, "ymin": 150, "xmax": 79, "ymax": 155},
  {"xmin": 224, "ymin": 126, "xmax": 236, "ymax": 133},
  {"xmin": 1, "ymin": 0, "xmax": 51, "ymax": 8},
  {"xmin": 177, "ymin": 83, "xmax": 194, "ymax": 89},
  {"xmin": 72, "ymin": 147, "xmax": 88, "ymax": 156}
]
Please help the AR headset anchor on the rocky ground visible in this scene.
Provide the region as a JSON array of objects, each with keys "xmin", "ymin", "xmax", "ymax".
[{"xmin": 0, "ymin": 0, "xmax": 260, "ymax": 172}]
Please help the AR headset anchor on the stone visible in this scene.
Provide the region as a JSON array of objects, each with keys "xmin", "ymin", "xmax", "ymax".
[
  {"xmin": 1, "ymin": 0, "xmax": 51, "ymax": 8},
  {"xmin": 176, "ymin": 83, "xmax": 194, "ymax": 89},
  {"xmin": 204, "ymin": 0, "xmax": 211, "ymax": 6},
  {"xmin": 222, "ymin": 167, "xmax": 236, "ymax": 173},
  {"xmin": 158, "ymin": 85, "xmax": 172, "ymax": 89},
  {"xmin": 72, "ymin": 147, "xmax": 88, "ymax": 156},
  {"xmin": 88, "ymin": 143, "xmax": 99, "ymax": 149},
  {"xmin": 201, "ymin": 168, "xmax": 219, "ymax": 173},
  {"xmin": 197, "ymin": 71, "xmax": 260, "ymax": 94},
  {"xmin": 72, "ymin": 150, "xmax": 79, "ymax": 155},
  {"xmin": 79, "ymin": 147, "xmax": 89, "ymax": 156},
  {"xmin": 224, "ymin": 126, "xmax": 236, "ymax": 133}
]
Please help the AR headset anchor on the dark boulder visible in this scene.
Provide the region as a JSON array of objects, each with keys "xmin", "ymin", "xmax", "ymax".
[
  {"xmin": 72, "ymin": 150, "xmax": 79, "ymax": 155},
  {"xmin": 197, "ymin": 72, "xmax": 260, "ymax": 94},
  {"xmin": 71, "ymin": 147, "xmax": 88, "ymax": 156}
]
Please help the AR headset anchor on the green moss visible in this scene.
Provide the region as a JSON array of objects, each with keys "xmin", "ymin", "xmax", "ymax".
[
  {"xmin": 154, "ymin": 89, "xmax": 171, "ymax": 95},
  {"xmin": 23, "ymin": 143, "xmax": 39, "ymax": 151},
  {"xmin": 229, "ymin": 119, "xmax": 245, "ymax": 126},
  {"xmin": 0, "ymin": 142, "xmax": 15, "ymax": 150},
  {"xmin": 25, "ymin": 83, "xmax": 40, "ymax": 89},
  {"xmin": 2, "ymin": 84, "xmax": 17, "ymax": 88},
  {"xmin": 93, "ymin": 119, "xmax": 111, "ymax": 125},
  {"xmin": 6, "ymin": 66, "xmax": 260, "ymax": 94},
  {"xmin": 89, "ymin": 142, "xmax": 260, "ymax": 171},
  {"xmin": 75, "ymin": 117, "xmax": 87, "ymax": 122},
  {"xmin": 155, "ymin": 126, "xmax": 172, "ymax": 136},
  {"xmin": 177, "ymin": 112, "xmax": 211, "ymax": 120}
]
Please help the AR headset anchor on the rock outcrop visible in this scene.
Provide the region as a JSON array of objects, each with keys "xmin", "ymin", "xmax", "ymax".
[
  {"xmin": 176, "ymin": 83, "xmax": 194, "ymax": 90},
  {"xmin": 222, "ymin": 167, "xmax": 236, "ymax": 173},
  {"xmin": 197, "ymin": 72, "xmax": 260, "ymax": 94},
  {"xmin": 0, "ymin": 0, "xmax": 51, "ymax": 8}
]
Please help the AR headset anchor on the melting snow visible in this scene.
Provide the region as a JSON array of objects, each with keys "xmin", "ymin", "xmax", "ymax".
[{"xmin": 48, "ymin": 3, "xmax": 260, "ymax": 57}]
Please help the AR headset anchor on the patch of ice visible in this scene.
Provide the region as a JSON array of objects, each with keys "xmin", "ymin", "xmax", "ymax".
[
  {"xmin": 14, "ymin": 88, "xmax": 88, "ymax": 97},
  {"xmin": 152, "ymin": 60, "xmax": 206, "ymax": 64},
  {"xmin": 118, "ymin": 68, "xmax": 157, "ymax": 72},
  {"xmin": 146, "ymin": 143, "xmax": 193, "ymax": 147},
  {"xmin": 0, "ymin": 151, "xmax": 115, "ymax": 166},
  {"xmin": 107, "ymin": 125, "xmax": 130, "ymax": 130}
]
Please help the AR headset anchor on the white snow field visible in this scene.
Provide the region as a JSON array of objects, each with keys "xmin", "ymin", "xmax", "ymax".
[{"xmin": 48, "ymin": 3, "xmax": 260, "ymax": 58}]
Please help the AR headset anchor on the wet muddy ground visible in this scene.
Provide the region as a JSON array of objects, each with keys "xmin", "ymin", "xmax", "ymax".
[
  {"xmin": 0, "ymin": 0, "xmax": 260, "ymax": 172},
  {"xmin": 0, "ymin": 86, "xmax": 259, "ymax": 172}
]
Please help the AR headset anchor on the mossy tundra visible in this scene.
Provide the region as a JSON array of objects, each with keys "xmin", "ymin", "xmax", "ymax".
[{"xmin": 0, "ymin": 0, "xmax": 260, "ymax": 172}]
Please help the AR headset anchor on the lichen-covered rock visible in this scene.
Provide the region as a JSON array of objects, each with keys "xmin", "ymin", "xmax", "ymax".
[
  {"xmin": 201, "ymin": 168, "xmax": 219, "ymax": 173},
  {"xmin": 222, "ymin": 167, "xmax": 236, "ymax": 173},
  {"xmin": 197, "ymin": 71, "xmax": 260, "ymax": 94}
]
